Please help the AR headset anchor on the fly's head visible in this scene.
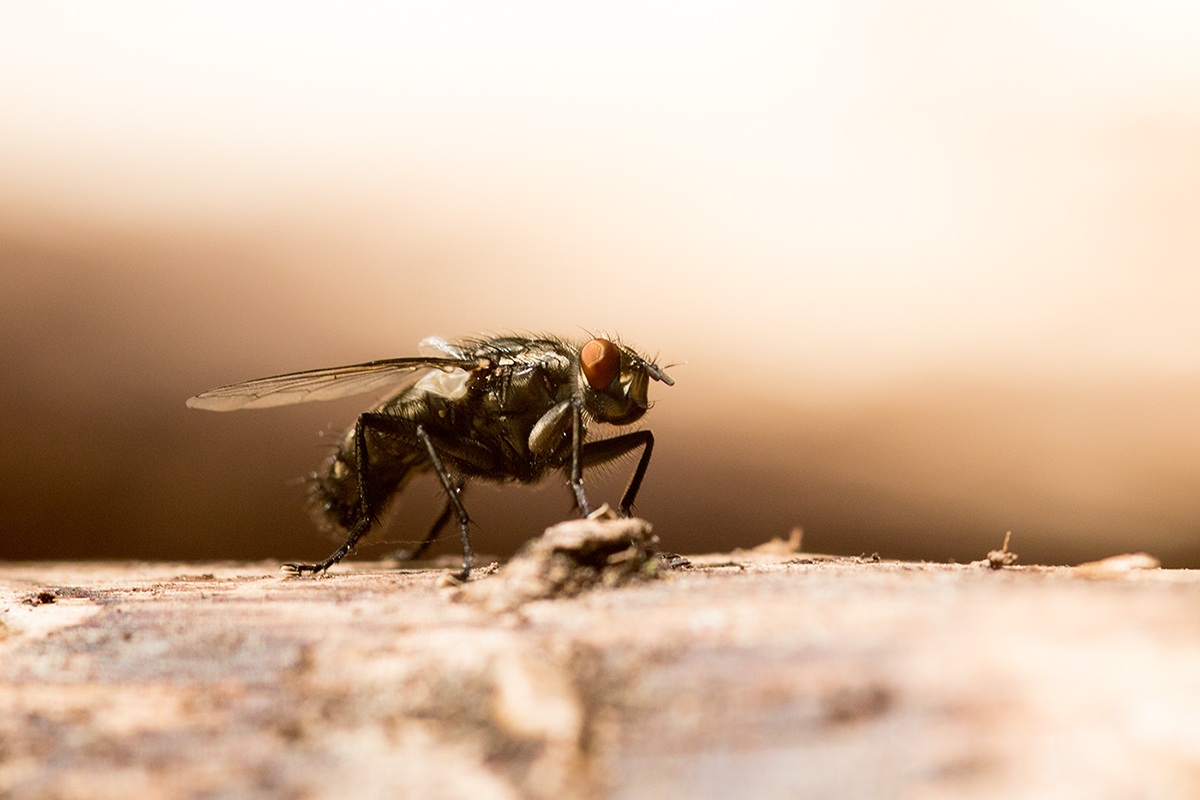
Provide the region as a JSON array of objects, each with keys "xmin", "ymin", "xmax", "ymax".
[{"xmin": 577, "ymin": 337, "xmax": 674, "ymax": 426}]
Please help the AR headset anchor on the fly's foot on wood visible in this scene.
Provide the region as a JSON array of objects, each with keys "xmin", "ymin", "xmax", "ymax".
[
  {"xmin": 281, "ymin": 562, "xmax": 330, "ymax": 576},
  {"xmin": 439, "ymin": 570, "xmax": 468, "ymax": 588}
]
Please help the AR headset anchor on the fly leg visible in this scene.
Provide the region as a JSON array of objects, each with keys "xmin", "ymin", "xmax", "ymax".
[
  {"xmin": 283, "ymin": 515, "xmax": 373, "ymax": 575},
  {"xmin": 288, "ymin": 413, "xmax": 485, "ymax": 577},
  {"xmin": 285, "ymin": 411, "xmax": 398, "ymax": 575},
  {"xmin": 569, "ymin": 397, "xmax": 591, "ymax": 515},
  {"xmin": 415, "ymin": 425, "xmax": 473, "ymax": 580},
  {"xmin": 578, "ymin": 430, "xmax": 656, "ymax": 516}
]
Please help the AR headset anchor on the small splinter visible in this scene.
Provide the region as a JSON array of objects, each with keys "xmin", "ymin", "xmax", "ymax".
[
  {"xmin": 986, "ymin": 531, "xmax": 1018, "ymax": 570},
  {"xmin": 587, "ymin": 503, "xmax": 619, "ymax": 521}
]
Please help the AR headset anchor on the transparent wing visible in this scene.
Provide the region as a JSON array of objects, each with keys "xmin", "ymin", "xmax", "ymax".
[
  {"xmin": 418, "ymin": 335, "xmax": 472, "ymax": 358},
  {"xmin": 186, "ymin": 356, "xmax": 473, "ymax": 411}
]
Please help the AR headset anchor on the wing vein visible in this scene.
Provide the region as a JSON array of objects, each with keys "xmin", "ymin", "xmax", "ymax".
[{"xmin": 186, "ymin": 357, "xmax": 472, "ymax": 411}]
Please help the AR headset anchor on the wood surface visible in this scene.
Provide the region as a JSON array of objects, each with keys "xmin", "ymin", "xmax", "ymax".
[{"xmin": 1, "ymin": 519, "xmax": 1197, "ymax": 800}]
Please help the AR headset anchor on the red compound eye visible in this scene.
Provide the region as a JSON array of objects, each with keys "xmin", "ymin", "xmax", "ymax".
[{"xmin": 580, "ymin": 338, "xmax": 620, "ymax": 389}]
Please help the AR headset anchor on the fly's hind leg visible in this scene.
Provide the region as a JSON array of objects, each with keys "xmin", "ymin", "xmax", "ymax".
[
  {"xmin": 286, "ymin": 412, "xmax": 481, "ymax": 579},
  {"xmin": 284, "ymin": 411, "xmax": 407, "ymax": 576},
  {"xmin": 283, "ymin": 516, "xmax": 372, "ymax": 575}
]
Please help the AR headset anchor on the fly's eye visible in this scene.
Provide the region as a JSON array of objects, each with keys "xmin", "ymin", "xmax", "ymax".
[{"xmin": 580, "ymin": 338, "xmax": 621, "ymax": 390}]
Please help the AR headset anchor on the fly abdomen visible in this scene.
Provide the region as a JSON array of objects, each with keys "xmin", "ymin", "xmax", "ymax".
[
  {"xmin": 309, "ymin": 422, "xmax": 428, "ymax": 533},
  {"xmin": 309, "ymin": 439, "xmax": 363, "ymax": 532}
]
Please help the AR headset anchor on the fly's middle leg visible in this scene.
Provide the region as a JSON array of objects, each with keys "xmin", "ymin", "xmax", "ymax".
[{"xmin": 415, "ymin": 424, "xmax": 473, "ymax": 580}]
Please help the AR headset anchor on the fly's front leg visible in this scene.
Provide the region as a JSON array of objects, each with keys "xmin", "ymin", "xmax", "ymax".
[
  {"xmin": 580, "ymin": 430, "xmax": 655, "ymax": 516},
  {"xmin": 285, "ymin": 411, "xmax": 393, "ymax": 575},
  {"xmin": 416, "ymin": 424, "xmax": 473, "ymax": 580},
  {"xmin": 569, "ymin": 396, "xmax": 591, "ymax": 516}
]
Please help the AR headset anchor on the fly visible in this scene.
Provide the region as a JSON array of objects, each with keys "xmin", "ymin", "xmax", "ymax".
[{"xmin": 187, "ymin": 334, "xmax": 674, "ymax": 579}]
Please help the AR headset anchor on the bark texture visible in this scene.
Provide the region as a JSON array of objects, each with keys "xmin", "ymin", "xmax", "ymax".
[{"xmin": 1, "ymin": 522, "xmax": 1197, "ymax": 799}]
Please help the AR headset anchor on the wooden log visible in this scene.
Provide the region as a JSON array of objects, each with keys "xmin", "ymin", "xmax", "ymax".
[{"xmin": 1, "ymin": 523, "xmax": 1198, "ymax": 799}]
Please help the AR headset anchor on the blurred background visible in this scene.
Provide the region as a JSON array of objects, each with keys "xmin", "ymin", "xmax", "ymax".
[{"xmin": 3, "ymin": 1, "xmax": 1200, "ymax": 567}]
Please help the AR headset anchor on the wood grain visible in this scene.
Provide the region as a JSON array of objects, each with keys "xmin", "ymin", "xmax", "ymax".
[{"xmin": 2, "ymin": 525, "xmax": 1197, "ymax": 799}]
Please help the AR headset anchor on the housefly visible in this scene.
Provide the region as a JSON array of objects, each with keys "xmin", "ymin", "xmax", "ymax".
[{"xmin": 187, "ymin": 334, "xmax": 674, "ymax": 579}]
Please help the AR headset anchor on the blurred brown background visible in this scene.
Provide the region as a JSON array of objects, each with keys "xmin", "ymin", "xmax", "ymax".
[{"xmin": 3, "ymin": 3, "xmax": 1200, "ymax": 567}]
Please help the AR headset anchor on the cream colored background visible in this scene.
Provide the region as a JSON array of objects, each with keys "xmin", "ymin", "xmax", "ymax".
[{"xmin": 3, "ymin": 2, "xmax": 1199, "ymax": 565}]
